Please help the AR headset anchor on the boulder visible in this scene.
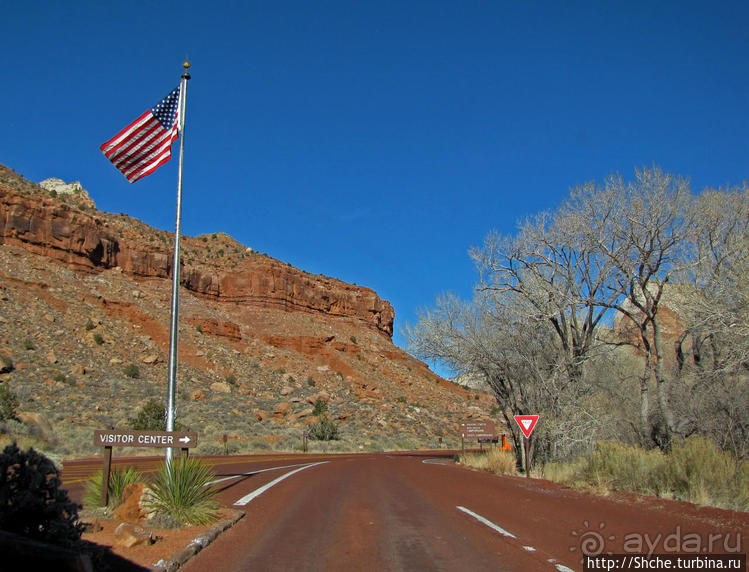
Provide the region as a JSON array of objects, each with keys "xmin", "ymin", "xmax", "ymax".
[
  {"xmin": 113, "ymin": 522, "xmax": 152, "ymax": 548},
  {"xmin": 113, "ymin": 482, "xmax": 147, "ymax": 522}
]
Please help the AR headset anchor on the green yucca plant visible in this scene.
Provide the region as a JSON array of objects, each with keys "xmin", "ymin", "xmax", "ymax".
[
  {"xmin": 83, "ymin": 466, "xmax": 142, "ymax": 509},
  {"xmin": 144, "ymin": 457, "xmax": 219, "ymax": 526}
]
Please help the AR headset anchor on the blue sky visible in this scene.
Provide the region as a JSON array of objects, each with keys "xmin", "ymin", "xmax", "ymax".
[{"xmin": 2, "ymin": 1, "xmax": 748, "ymax": 354}]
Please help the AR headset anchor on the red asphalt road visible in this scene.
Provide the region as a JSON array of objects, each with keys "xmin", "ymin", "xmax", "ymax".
[{"xmin": 160, "ymin": 453, "xmax": 748, "ymax": 572}]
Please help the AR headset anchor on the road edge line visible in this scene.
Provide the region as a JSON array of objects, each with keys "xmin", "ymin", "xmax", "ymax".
[{"xmin": 233, "ymin": 461, "xmax": 328, "ymax": 506}]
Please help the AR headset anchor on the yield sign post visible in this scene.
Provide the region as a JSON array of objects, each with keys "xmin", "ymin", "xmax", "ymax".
[{"xmin": 513, "ymin": 415, "xmax": 540, "ymax": 478}]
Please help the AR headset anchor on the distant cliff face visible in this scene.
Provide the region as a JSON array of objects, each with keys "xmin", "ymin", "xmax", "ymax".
[
  {"xmin": 0, "ymin": 163, "xmax": 493, "ymax": 457},
  {"xmin": 0, "ymin": 174, "xmax": 394, "ymax": 337}
]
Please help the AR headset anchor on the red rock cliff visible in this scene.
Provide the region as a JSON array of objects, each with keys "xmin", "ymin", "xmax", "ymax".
[{"xmin": 0, "ymin": 182, "xmax": 394, "ymax": 337}]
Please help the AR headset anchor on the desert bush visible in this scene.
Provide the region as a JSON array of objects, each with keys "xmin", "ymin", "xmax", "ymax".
[
  {"xmin": 21, "ymin": 339, "xmax": 34, "ymax": 350},
  {"xmin": 144, "ymin": 457, "xmax": 219, "ymax": 526},
  {"xmin": 312, "ymin": 398, "xmax": 328, "ymax": 417},
  {"xmin": 0, "ymin": 443, "xmax": 83, "ymax": 546},
  {"xmin": 129, "ymin": 399, "xmax": 166, "ymax": 431},
  {"xmin": 544, "ymin": 438, "xmax": 749, "ymax": 511},
  {"xmin": 665, "ymin": 436, "xmax": 745, "ymax": 509},
  {"xmin": 307, "ymin": 417, "xmax": 340, "ymax": 441},
  {"xmin": 93, "ymin": 333, "xmax": 104, "ymax": 345},
  {"xmin": 123, "ymin": 364, "xmax": 140, "ymax": 379},
  {"xmin": 583, "ymin": 441, "xmax": 668, "ymax": 496},
  {"xmin": 84, "ymin": 318, "xmax": 95, "ymax": 331},
  {"xmin": 0, "ymin": 355, "xmax": 13, "ymax": 373},
  {"xmin": 0, "ymin": 386, "xmax": 19, "ymax": 421},
  {"xmin": 83, "ymin": 466, "xmax": 142, "ymax": 509}
]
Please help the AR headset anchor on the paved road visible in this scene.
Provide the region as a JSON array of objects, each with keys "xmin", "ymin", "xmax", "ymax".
[
  {"xmin": 178, "ymin": 453, "xmax": 748, "ymax": 572},
  {"xmin": 63, "ymin": 452, "xmax": 749, "ymax": 571}
]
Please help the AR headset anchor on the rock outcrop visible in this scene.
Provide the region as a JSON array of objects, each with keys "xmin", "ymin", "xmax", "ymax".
[{"xmin": 0, "ymin": 171, "xmax": 394, "ymax": 337}]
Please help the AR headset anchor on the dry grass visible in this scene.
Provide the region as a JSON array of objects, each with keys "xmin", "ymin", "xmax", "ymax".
[
  {"xmin": 460, "ymin": 448, "xmax": 517, "ymax": 476},
  {"xmin": 543, "ymin": 437, "xmax": 749, "ymax": 511}
]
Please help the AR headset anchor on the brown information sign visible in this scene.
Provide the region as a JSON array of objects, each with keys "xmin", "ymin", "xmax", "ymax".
[
  {"xmin": 94, "ymin": 429, "xmax": 198, "ymax": 448},
  {"xmin": 460, "ymin": 421, "xmax": 496, "ymax": 440}
]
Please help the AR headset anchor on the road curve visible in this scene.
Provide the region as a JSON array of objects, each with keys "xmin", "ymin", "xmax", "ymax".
[{"xmin": 181, "ymin": 454, "xmax": 748, "ymax": 572}]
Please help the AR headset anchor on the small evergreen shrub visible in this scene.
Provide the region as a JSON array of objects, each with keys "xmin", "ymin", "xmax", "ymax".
[
  {"xmin": 93, "ymin": 333, "xmax": 104, "ymax": 346},
  {"xmin": 307, "ymin": 417, "xmax": 340, "ymax": 441},
  {"xmin": 129, "ymin": 399, "xmax": 166, "ymax": 431},
  {"xmin": 84, "ymin": 319, "xmax": 95, "ymax": 331},
  {"xmin": 0, "ymin": 355, "xmax": 13, "ymax": 373},
  {"xmin": 21, "ymin": 339, "xmax": 34, "ymax": 351},
  {"xmin": 0, "ymin": 386, "xmax": 19, "ymax": 421},
  {"xmin": 123, "ymin": 364, "xmax": 140, "ymax": 379},
  {"xmin": 145, "ymin": 457, "xmax": 219, "ymax": 526},
  {"xmin": 0, "ymin": 443, "xmax": 83, "ymax": 546},
  {"xmin": 312, "ymin": 398, "xmax": 328, "ymax": 417}
]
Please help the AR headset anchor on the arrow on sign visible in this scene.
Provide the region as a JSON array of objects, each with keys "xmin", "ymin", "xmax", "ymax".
[
  {"xmin": 179, "ymin": 436, "xmax": 191, "ymax": 444},
  {"xmin": 513, "ymin": 415, "xmax": 540, "ymax": 439}
]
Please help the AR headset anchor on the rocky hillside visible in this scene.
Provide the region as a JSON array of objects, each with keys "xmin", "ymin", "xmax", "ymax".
[{"xmin": 0, "ymin": 164, "xmax": 493, "ymax": 457}]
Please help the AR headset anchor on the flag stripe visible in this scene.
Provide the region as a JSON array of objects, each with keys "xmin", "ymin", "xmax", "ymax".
[{"xmin": 100, "ymin": 85, "xmax": 181, "ymax": 183}]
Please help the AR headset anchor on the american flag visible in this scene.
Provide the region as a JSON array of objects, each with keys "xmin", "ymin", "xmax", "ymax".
[{"xmin": 100, "ymin": 86, "xmax": 181, "ymax": 183}]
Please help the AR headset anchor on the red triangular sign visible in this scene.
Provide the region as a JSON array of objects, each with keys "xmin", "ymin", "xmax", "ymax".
[{"xmin": 514, "ymin": 415, "xmax": 540, "ymax": 438}]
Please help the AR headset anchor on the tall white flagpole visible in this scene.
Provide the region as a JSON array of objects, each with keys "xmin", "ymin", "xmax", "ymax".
[{"xmin": 166, "ymin": 61, "xmax": 191, "ymax": 466}]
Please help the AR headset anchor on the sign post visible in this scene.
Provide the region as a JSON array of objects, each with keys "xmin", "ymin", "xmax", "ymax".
[
  {"xmin": 513, "ymin": 415, "xmax": 539, "ymax": 478},
  {"xmin": 94, "ymin": 429, "xmax": 198, "ymax": 507}
]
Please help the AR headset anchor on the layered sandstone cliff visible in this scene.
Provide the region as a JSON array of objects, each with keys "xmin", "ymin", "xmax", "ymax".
[{"xmin": 0, "ymin": 168, "xmax": 394, "ymax": 337}]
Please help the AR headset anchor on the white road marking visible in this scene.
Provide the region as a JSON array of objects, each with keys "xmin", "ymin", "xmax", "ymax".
[
  {"xmin": 207, "ymin": 462, "xmax": 318, "ymax": 486},
  {"xmin": 457, "ymin": 506, "xmax": 575, "ymax": 571},
  {"xmin": 456, "ymin": 506, "xmax": 517, "ymax": 539},
  {"xmin": 233, "ymin": 462, "xmax": 328, "ymax": 506},
  {"xmin": 422, "ymin": 458, "xmax": 451, "ymax": 465},
  {"xmin": 548, "ymin": 560, "xmax": 575, "ymax": 572}
]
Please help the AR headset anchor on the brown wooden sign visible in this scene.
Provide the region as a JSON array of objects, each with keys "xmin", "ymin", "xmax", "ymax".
[
  {"xmin": 460, "ymin": 421, "xmax": 496, "ymax": 440},
  {"xmin": 94, "ymin": 429, "xmax": 198, "ymax": 448}
]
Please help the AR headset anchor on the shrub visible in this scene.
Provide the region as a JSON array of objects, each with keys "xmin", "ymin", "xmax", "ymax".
[
  {"xmin": 84, "ymin": 318, "xmax": 95, "ymax": 331},
  {"xmin": 306, "ymin": 377, "xmax": 316, "ymax": 387},
  {"xmin": 92, "ymin": 333, "xmax": 104, "ymax": 346},
  {"xmin": 225, "ymin": 373, "xmax": 237, "ymax": 386},
  {"xmin": 123, "ymin": 364, "xmax": 140, "ymax": 379},
  {"xmin": 83, "ymin": 466, "xmax": 142, "ymax": 509},
  {"xmin": 583, "ymin": 441, "xmax": 668, "ymax": 496},
  {"xmin": 145, "ymin": 457, "xmax": 219, "ymax": 526},
  {"xmin": 0, "ymin": 443, "xmax": 83, "ymax": 546},
  {"xmin": 0, "ymin": 355, "xmax": 13, "ymax": 373},
  {"xmin": 307, "ymin": 417, "xmax": 339, "ymax": 441},
  {"xmin": 312, "ymin": 398, "xmax": 328, "ymax": 417},
  {"xmin": 129, "ymin": 399, "xmax": 166, "ymax": 431},
  {"xmin": 665, "ymin": 437, "xmax": 739, "ymax": 508},
  {"xmin": 0, "ymin": 386, "xmax": 19, "ymax": 421},
  {"xmin": 21, "ymin": 339, "xmax": 34, "ymax": 351}
]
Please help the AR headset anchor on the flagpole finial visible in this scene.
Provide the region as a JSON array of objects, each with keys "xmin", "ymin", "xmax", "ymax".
[{"xmin": 182, "ymin": 60, "xmax": 191, "ymax": 80}]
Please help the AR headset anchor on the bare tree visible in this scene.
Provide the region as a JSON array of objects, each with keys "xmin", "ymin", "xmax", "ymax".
[
  {"xmin": 567, "ymin": 168, "xmax": 698, "ymax": 447},
  {"xmin": 405, "ymin": 292, "xmax": 604, "ymax": 467},
  {"xmin": 672, "ymin": 186, "xmax": 749, "ymax": 457}
]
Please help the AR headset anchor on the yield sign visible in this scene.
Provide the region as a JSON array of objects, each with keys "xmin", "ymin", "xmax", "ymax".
[{"xmin": 514, "ymin": 415, "xmax": 540, "ymax": 439}]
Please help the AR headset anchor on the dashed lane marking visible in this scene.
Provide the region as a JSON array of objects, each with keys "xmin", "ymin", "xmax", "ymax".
[
  {"xmin": 233, "ymin": 462, "xmax": 329, "ymax": 506},
  {"xmin": 456, "ymin": 506, "xmax": 517, "ymax": 538},
  {"xmin": 456, "ymin": 506, "xmax": 575, "ymax": 572}
]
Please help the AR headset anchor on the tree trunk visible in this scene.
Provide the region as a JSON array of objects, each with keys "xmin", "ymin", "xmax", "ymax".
[{"xmin": 652, "ymin": 319, "xmax": 675, "ymax": 447}]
